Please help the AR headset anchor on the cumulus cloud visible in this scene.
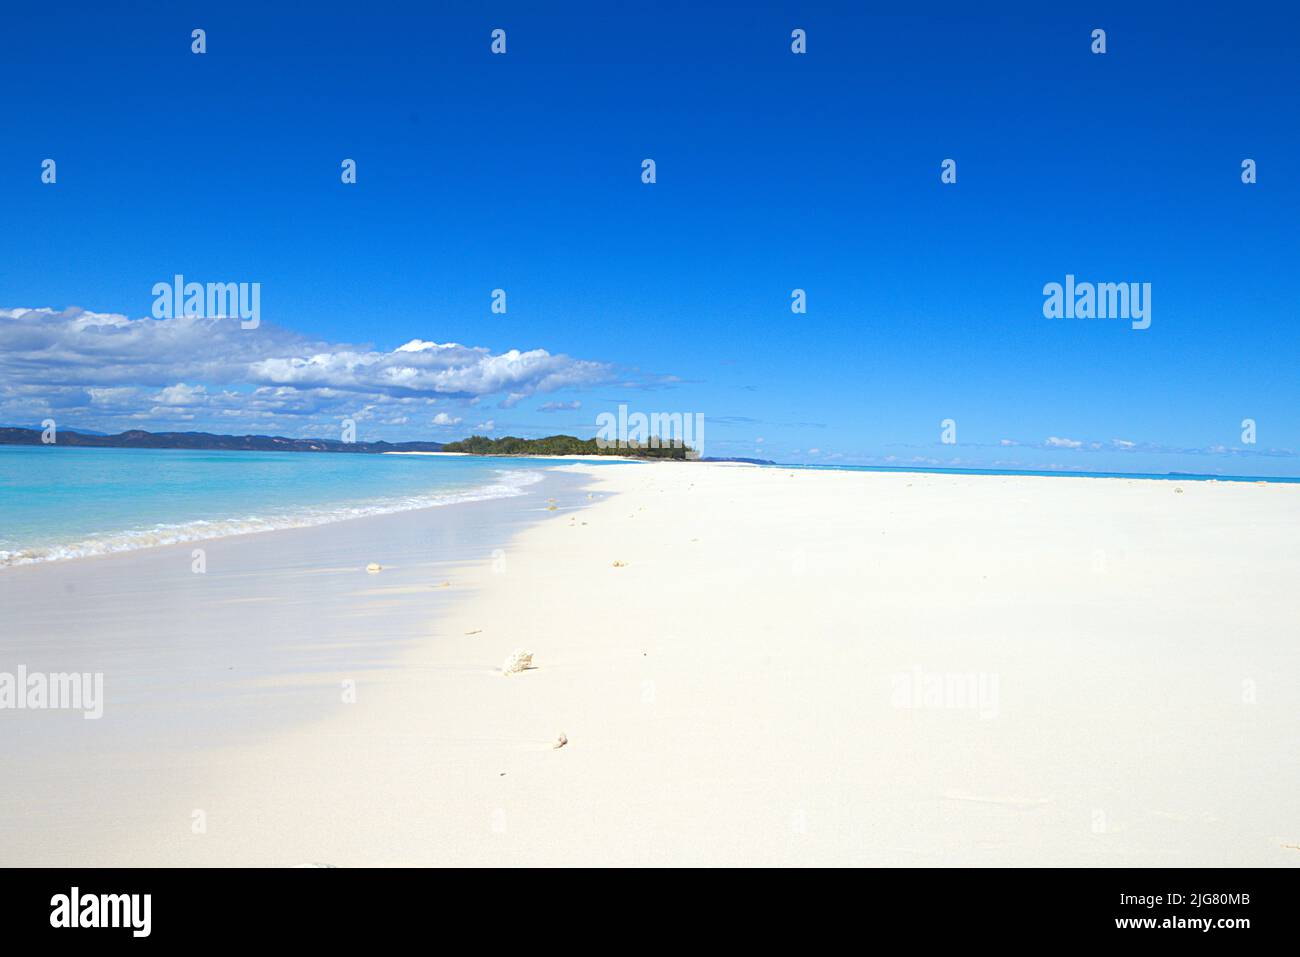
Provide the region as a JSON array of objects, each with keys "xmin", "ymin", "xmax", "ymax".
[
  {"xmin": 1045, "ymin": 436, "xmax": 1084, "ymax": 449},
  {"xmin": 537, "ymin": 400, "xmax": 581, "ymax": 412},
  {"xmin": 431, "ymin": 412, "xmax": 462, "ymax": 427},
  {"xmin": 0, "ymin": 307, "xmax": 619, "ymax": 436}
]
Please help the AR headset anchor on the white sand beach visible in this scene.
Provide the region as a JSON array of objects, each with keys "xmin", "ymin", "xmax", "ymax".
[{"xmin": 3, "ymin": 463, "xmax": 1298, "ymax": 866}]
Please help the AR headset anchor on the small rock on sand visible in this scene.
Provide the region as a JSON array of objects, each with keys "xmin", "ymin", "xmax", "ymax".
[
  {"xmin": 502, "ymin": 649, "xmax": 533, "ymax": 675},
  {"xmin": 365, "ymin": 563, "xmax": 383, "ymax": 574},
  {"xmin": 612, "ymin": 560, "xmax": 627, "ymax": 567}
]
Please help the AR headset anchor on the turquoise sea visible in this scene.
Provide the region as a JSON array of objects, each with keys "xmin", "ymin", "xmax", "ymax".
[{"xmin": 0, "ymin": 446, "xmax": 553, "ymax": 566}]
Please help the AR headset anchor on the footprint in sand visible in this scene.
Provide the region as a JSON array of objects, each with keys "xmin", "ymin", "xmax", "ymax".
[
  {"xmin": 942, "ymin": 790, "xmax": 1053, "ymax": 810},
  {"xmin": 1150, "ymin": 808, "xmax": 1219, "ymax": 825}
]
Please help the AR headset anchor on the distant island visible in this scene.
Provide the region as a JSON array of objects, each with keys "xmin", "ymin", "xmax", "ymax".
[
  {"xmin": 442, "ymin": 434, "xmax": 694, "ymax": 459},
  {"xmin": 0, "ymin": 427, "xmax": 700, "ymax": 459}
]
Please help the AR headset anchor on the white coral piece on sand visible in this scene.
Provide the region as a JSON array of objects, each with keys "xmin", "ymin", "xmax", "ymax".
[
  {"xmin": 502, "ymin": 649, "xmax": 533, "ymax": 675},
  {"xmin": 553, "ymin": 732, "xmax": 568, "ymax": 750}
]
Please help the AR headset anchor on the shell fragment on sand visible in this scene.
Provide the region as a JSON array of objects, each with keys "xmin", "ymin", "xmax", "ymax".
[
  {"xmin": 365, "ymin": 563, "xmax": 383, "ymax": 574},
  {"xmin": 502, "ymin": 649, "xmax": 533, "ymax": 675},
  {"xmin": 553, "ymin": 733, "xmax": 568, "ymax": 750}
]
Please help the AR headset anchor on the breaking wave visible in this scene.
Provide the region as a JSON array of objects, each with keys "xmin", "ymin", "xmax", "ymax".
[{"xmin": 0, "ymin": 469, "xmax": 544, "ymax": 567}]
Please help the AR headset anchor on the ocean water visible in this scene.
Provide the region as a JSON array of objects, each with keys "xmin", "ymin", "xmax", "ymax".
[
  {"xmin": 0, "ymin": 446, "xmax": 554, "ymax": 566},
  {"xmin": 766, "ymin": 463, "xmax": 1300, "ymax": 483}
]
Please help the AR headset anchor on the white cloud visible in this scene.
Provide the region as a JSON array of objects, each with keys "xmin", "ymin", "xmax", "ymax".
[
  {"xmin": 154, "ymin": 383, "xmax": 207, "ymax": 406},
  {"xmin": 1045, "ymin": 436, "xmax": 1083, "ymax": 449},
  {"xmin": 431, "ymin": 412, "xmax": 463, "ymax": 427},
  {"xmin": 537, "ymin": 400, "xmax": 581, "ymax": 412},
  {"xmin": 0, "ymin": 307, "xmax": 618, "ymax": 435}
]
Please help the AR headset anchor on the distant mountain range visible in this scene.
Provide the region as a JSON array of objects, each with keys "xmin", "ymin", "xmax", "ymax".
[
  {"xmin": 0, "ymin": 427, "xmax": 445, "ymax": 454},
  {"xmin": 1, "ymin": 424, "xmax": 111, "ymax": 435}
]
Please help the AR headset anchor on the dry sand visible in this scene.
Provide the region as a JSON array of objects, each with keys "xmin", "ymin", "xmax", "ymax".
[{"xmin": 4, "ymin": 463, "xmax": 1299, "ymax": 866}]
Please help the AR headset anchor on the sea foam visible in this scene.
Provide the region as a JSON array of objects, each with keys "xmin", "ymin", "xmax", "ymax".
[{"xmin": 0, "ymin": 469, "xmax": 543, "ymax": 567}]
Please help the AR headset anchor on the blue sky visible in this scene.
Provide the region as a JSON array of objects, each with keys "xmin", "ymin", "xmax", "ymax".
[{"xmin": 1, "ymin": 2, "xmax": 1297, "ymax": 474}]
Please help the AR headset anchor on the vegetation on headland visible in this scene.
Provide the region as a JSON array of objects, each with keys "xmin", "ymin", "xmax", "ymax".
[{"xmin": 442, "ymin": 434, "xmax": 694, "ymax": 459}]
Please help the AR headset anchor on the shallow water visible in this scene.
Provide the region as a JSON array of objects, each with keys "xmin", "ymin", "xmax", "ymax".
[{"xmin": 0, "ymin": 446, "xmax": 553, "ymax": 565}]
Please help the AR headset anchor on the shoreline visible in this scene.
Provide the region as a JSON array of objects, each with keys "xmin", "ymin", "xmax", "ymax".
[
  {"xmin": 4, "ymin": 462, "xmax": 1299, "ymax": 865},
  {"xmin": 0, "ymin": 459, "xmax": 552, "ymax": 570},
  {"xmin": 382, "ymin": 451, "xmax": 648, "ymax": 463},
  {"xmin": 0, "ymin": 467, "xmax": 597, "ymax": 865}
]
